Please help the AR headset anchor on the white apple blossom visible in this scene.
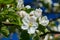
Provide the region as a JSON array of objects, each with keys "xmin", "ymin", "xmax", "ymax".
[
  {"xmin": 51, "ymin": 26, "xmax": 58, "ymax": 31},
  {"xmin": 35, "ymin": 30, "xmax": 40, "ymax": 34},
  {"xmin": 30, "ymin": 8, "xmax": 42, "ymax": 18},
  {"xmin": 6, "ymin": 19, "xmax": 9, "ymax": 23},
  {"xmin": 57, "ymin": 19, "xmax": 60, "ymax": 23},
  {"xmin": 44, "ymin": 34, "xmax": 49, "ymax": 40},
  {"xmin": 17, "ymin": 0, "xmax": 24, "ymax": 9},
  {"xmin": 35, "ymin": 8, "xmax": 42, "ymax": 17},
  {"xmin": 7, "ymin": 5, "xmax": 10, "ymax": 8},
  {"xmin": 53, "ymin": 3, "xmax": 59, "ymax": 7},
  {"xmin": 50, "ymin": 36, "xmax": 53, "ymax": 39},
  {"xmin": 44, "ymin": 0, "xmax": 52, "ymax": 4},
  {"xmin": 39, "ymin": 3, "xmax": 43, "ymax": 7},
  {"xmin": 18, "ymin": 11, "xmax": 28, "ymax": 18},
  {"xmin": 25, "ymin": 5, "xmax": 31, "ymax": 9},
  {"xmin": 39, "ymin": 16, "xmax": 49, "ymax": 26},
  {"xmin": 21, "ymin": 15, "xmax": 38, "ymax": 34},
  {"xmin": 58, "ymin": 24, "xmax": 60, "ymax": 32}
]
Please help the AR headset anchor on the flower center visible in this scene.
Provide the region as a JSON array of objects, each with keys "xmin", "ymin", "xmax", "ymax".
[{"xmin": 29, "ymin": 22, "xmax": 33, "ymax": 27}]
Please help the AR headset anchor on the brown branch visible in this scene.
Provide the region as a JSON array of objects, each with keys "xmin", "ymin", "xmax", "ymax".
[
  {"xmin": 2, "ymin": 22, "xmax": 20, "ymax": 27},
  {"xmin": 40, "ymin": 31, "xmax": 60, "ymax": 37}
]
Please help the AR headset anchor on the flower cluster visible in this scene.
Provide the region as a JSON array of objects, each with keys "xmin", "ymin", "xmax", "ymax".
[
  {"xmin": 44, "ymin": 0, "xmax": 52, "ymax": 4},
  {"xmin": 17, "ymin": 0, "xmax": 24, "ymax": 9},
  {"xmin": 18, "ymin": 5, "xmax": 49, "ymax": 34}
]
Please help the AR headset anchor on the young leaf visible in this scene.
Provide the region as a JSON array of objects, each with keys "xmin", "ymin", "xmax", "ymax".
[
  {"xmin": 1, "ymin": 26, "xmax": 9, "ymax": 37},
  {"xmin": 20, "ymin": 30, "xmax": 30, "ymax": 40},
  {"xmin": 38, "ymin": 24, "xmax": 46, "ymax": 33},
  {"xmin": 33, "ymin": 34, "xmax": 40, "ymax": 40}
]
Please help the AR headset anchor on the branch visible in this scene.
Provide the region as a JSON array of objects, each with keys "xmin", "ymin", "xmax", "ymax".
[
  {"xmin": 40, "ymin": 31, "xmax": 60, "ymax": 37},
  {"xmin": 2, "ymin": 22, "xmax": 20, "ymax": 27},
  {"xmin": 1, "ymin": 17, "xmax": 60, "ymax": 37}
]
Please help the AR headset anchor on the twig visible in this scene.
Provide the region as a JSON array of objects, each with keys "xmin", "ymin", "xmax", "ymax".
[
  {"xmin": 2, "ymin": 22, "xmax": 20, "ymax": 27},
  {"xmin": 1, "ymin": 16, "xmax": 60, "ymax": 37},
  {"xmin": 40, "ymin": 31, "xmax": 60, "ymax": 37}
]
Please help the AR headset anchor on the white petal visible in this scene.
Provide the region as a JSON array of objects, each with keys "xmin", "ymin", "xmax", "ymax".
[
  {"xmin": 35, "ymin": 8, "xmax": 42, "ymax": 13},
  {"xmin": 22, "ymin": 15, "xmax": 30, "ymax": 23},
  {"xmin": 39, "ymin": 16, "xmax": 49, "ymax": 26},
  {"xmin": 40, "ymin": 20, "xmax": 49, "ymax": 26},
  {"xmin": 39, "ymin": 17, "xmax": 42, "ymax": 22},
  {"xmin": 53, "ymin": 27, "xmax": 58, "ymax": 31},
  {"xmin": 6, "ymin": 19, "xmax": 9, "ymax": 23},
  {"xmin": 25, "ymin": 5, "xmax": 31, "ymax": 9},
  {"xmin": 21, "ymin": 24, "xmax": 29, "ymax": 30},
  {"xmin": 34, "ymin": 8, "xmax": 42, "ymax": 17},
  {"xmin": 42, "ymin": 16, "xmax": 48, "ymax": 20},
  {"xmin": 50, "ymin": 36, "xmax": 53, "ymax": 39},
  {"xmin": 53, "ymin": 3, "xmax": 59, "ymax": 6},
  {"xmin": 17, "ymin": 0, "xmax": 24, "ymax": 9},
  {"xmin": 57, "ymin": 19, "xmax": 60, "ymax": 22},
  {"xmin": 36, "ymin": 30, "xmax": 40, "ymax": 33},
  {"xmin": 30, "ymin": 11, "xmax": 35, "ymax": 16},
  {"xmin": 44, "ymin": 34, "xmax": 49, "ymax": 40},
  {"xmin": 58, "ymin": 24, "xmax": 60, "ymax": 32},
  {"xmin": 28, "ymin": 27, "xmax": 36, "ymax": 34},
  {"xmin": 18, "ymin": 11, "xmax": 28, "ymax": 17},
  {"xmin": 30, "ymin": 9, "xmax": 42, "ymax": 18},
  {"xmin": 42, "ymin": 20, "xmax": 49, "ymax": 26},
  {"xmin": 32, "ymin": 22, "xmax": 38, "ymax": 29},
  {"xmin": 29, "ymin": 16, "xmax": 37, "ymax": 23},
  {"xmin": 7, "ymin": 5, "xmax": 10, "ymax": 8},
  {"xmin": 44, "ymin": 0, "xmax": 52, "ymax": 4}
]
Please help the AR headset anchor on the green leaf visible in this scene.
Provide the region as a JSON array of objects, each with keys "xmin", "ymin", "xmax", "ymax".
[
  {"xmin": 33, "ymin": 34, "xmax": 40, "ymax": 40},
  {"xmin": 20, "ymin": 30, "xmax": 30, "ymax": 40},
  {"xmin": 4, "ymin": 11, "xmax": 22, "ymax": 26},
  {"xmin": 0, "ymin": 0, "xmax": 14, "ymax": 4},
  {"xmin": 38, "ymin": 24, "xmax": 46, "ymax": 33},
  {"xmin": 23, "ymin": 8, "xmax": 34, "ymax": 13},
  {"xmin": 1, "ymin": 26, "xmax": 9, "ymax": 37}
]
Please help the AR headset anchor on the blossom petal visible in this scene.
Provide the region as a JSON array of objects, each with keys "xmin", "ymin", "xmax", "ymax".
[
  {"xmin": 18, "ymin": 11, "xmax": 28, "ymax": 18},
  {"xmin": 32, "ymin": 22, "xmax": 38, "ymax": 29},
  {"xmin": 28, "ymin": 27, "xmax": 36, "ymax": 34},
  {"xmin": 29, "ymin": 16, "xmax": 37, "ymax": 23},
  {"xmin": 35, "ymin": 8, "xmax": 42, "ymax": 17},
  {"xmin": 30, "ymin": 9, "xmax": 42, "ymax": 18},
  {"xmin": 17, "ymin": 0, "xmax": 24, "ymax": 9},
  {"xmin": 21, "ymin": 24, "xmax": 29, "ymax": 30},
  {"xmin": 22, "ymin": 15, "xmax": 30, "ymax": 23},
  {"xmin": 39, "ymin": 16, "xmax": 49, "ymax": 26},
  {"xmin": 58, "ymin": 25, "xmax": 60, "ymax": 32},
  {"xmin": 25, "ymin": 5, "xmax": 31, "ymax": 9}
]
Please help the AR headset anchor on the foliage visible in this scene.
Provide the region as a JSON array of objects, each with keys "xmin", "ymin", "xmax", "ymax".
[{"xmin": 0, "ymin": 0, "xmax": 59, "ymax": 40}]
